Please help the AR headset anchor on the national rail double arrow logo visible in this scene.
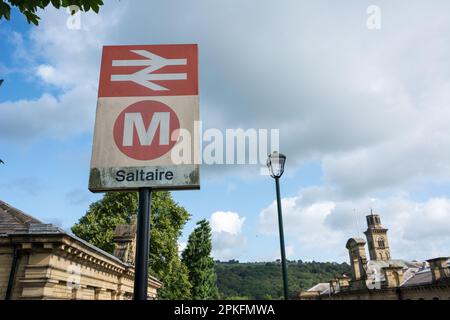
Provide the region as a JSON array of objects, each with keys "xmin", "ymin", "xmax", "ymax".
[{"xmin": 110, "ymin": 50, "xmax": 187, "ymax": 91}]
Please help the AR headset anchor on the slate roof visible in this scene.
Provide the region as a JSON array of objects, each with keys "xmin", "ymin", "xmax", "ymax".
[
  {"xmin": 0, "ymin": 200, "xmax": 124, "ymax": 262},
  {"xmin": 0, "ymin": 200, "xmax": 42, "ymax": 234},
  {"xmin": 364, "ymin": 259, "xmax": 426, "ymax": 288},
  {"xmin": 307, "ymin": 283, "xmax": 330, "ymax": 292},
  {"xmin": 401, "ymin": 268, "xmax": 433, "ymax": 287}
]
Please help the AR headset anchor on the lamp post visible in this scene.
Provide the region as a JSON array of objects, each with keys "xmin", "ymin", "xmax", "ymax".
[{"xmin": 266, "ymin": 151, "xmax": 289, "ymax": 300}]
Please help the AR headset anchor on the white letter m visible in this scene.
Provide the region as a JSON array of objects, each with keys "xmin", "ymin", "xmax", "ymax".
[{"xmin": 122, "ymin": 112, "xmax": 170, "ymax": 146}]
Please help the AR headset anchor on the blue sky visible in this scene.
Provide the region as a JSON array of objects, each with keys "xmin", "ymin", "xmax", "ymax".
[{"xmin": 1, "ymin": 1, "xmax": 450, "ymax": 263}]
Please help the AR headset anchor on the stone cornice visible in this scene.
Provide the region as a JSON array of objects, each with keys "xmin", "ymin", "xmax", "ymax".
[
  {"xmin": 364, "ymin": 228, "xmax": 388, "ymax": 235},
  {"xmin": 6, "ymin": 233, "xmax": 162, "ymax": 287}
]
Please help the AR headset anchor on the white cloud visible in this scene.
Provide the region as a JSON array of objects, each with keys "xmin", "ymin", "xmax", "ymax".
[
  {"xmin": 210, "ymin": 211, "xmax": 246, "ymax": 260},
  {"xmin": 375, "ymin": 197, "xmax": 450, "ymax": 259},
  {"xmin": 210, "ymin": 211, "xmax": 245, "ymax": 235},
  {"xmin": 258, "ymin": 186, "xmax": 450, "ymax": 262},
  {"xmin": 0, "ymin": 3, "xmax": 124, "ymax": 142},
  {"xmin": 258, "ymin": 194, "xmax": 346, "ymax": 261},
  {"xmin": 322, "ymin": 85, "xmax": 450, "ymax": 196},
  {"xmin": 0, "ymin": 85, "xmax": 96, "ymax": 141},
  {"xmin": 3, "ymin": 1, "xmax": 450, "ymax": 194},
  {"xmin": 36, "ymin": 64, "xmax": 58, "ymax": 85}
]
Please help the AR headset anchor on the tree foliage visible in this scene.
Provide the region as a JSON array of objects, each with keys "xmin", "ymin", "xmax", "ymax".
[
  {"xmin": 71, "ymin": 191, "xmax": 192, "ymax": 299},
  {"xmin": 0, "ymin": 0, "xmax": 104, "ymax": 25},
  {"xmin": 215, "ymin": 260, "xmax": 352, "ymax": 299},
  {"xmin": 71, "ymin": 192, "xmax": 136, "ymax": 253},
  {"xmin": 182, "ymin": 219, "xmax": 219, "ymax": 300}
]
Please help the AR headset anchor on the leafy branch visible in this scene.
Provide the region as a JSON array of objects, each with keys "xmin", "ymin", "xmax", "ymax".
[{"xmin": 0, "ymin": 0, "xmax": 104, "ymax": 25}]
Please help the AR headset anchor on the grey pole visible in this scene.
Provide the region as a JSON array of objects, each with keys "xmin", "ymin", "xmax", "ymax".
[
  {"xmin": 134, "ymin": 188, "xmax": 152, "ymax": 300},
  {"xmin": 275, "ymin": 177, "xmax": 289, "ymax": 300}
]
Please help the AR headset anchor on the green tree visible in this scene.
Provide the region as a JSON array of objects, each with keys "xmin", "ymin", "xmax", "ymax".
[
  {"xmin": 71, "ymin": 191, "xmax": 192, "ymax": 299},
  {"xmin": 0, "ymin": 0, "xmax": 104, "ymax": 25},
  {"xmin": 214, "ymin": 260, "xmax": 351, "ymax": 299},
  {"xmin": 71, "ymin": 192, "xmax": 136, "ymax": 253},
  {"xmin": 225, "ymin": 296, "xmax": 249, "ymax": 300},
  {"xmin": 182, "ymin": 219, "xmax": 219, "ymax": 300}
]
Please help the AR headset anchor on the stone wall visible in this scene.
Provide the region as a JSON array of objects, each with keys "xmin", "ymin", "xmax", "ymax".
[
  {"xmin": 0, "ymin": 245, "xmax": 13, "ymax": 299},
  {"xmin": 0, "ymin": 235, "xmax": 161, "ymax": 300},
  {"xmin": 318, "ymin": 284, "xmax": 450, "ymax": 300}
]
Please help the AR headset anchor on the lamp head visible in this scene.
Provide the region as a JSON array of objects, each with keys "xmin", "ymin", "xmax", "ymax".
[{"xmin": 266, "ymin": 151, "xmax": 286, "ymax": 178}]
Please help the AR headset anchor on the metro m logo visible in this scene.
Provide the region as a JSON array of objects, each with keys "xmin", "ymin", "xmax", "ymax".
[
  {"xmin": 113, "ymin": 100, "xmax": 180, "ymax": 161},
  {"xmin": 123, "ymin": 112, "xmax": 170, "ymax": 147}
]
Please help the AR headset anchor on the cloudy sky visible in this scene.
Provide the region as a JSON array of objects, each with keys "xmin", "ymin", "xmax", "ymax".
[{"xmin": 1, "ymin": 0, "xmax": 450, "ymax": 263}]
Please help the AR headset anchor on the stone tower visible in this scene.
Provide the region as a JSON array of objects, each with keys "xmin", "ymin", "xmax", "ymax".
[
  {"xmin": 113, "ymin": 216, "xmax": 137, "ymax": 265},
  {"xmin": 364, "ymin": 211, "xmax": 391, "ymax": 261},
  {"xmin": 345, "ymin": 238, "xmax": 368, "ymax": 289},
  {"xmin": 346, "ymin": 238, "xmax": 367, "ymax": 281}
]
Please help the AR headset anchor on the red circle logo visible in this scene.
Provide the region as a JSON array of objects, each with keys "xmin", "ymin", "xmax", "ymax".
[{"xmin": 113, "ymin": 100, "xmax": 180, "ymax": 160}]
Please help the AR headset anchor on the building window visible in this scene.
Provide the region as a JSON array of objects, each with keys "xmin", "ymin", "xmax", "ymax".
[{"xmin": 377, "ymin": 238, "xmax": 385, "ymax": 249}]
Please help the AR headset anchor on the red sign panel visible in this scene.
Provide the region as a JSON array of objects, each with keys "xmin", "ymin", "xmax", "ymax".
[
  {"xmin": 113, "ymin": 100, "xmax": 180, "ymax": 161},
  {"xmin": 98, "ymin": 44, "xmax": 198, "ymax": 97}
]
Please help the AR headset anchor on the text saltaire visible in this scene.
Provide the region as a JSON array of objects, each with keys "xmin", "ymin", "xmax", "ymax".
[{"xmin": 115, "ymin": 169, "xmax": 174, "ymax": 182}]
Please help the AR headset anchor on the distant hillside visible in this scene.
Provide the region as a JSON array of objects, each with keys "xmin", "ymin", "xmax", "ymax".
[{"xmin": 215, "ymin": 260, "xmax": 351, "ymax": 299}]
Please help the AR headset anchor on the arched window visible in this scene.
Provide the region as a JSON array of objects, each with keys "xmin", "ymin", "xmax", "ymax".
[{"xmin": 377, "ymin": 237, "xmax": 385, "ymax": 249}]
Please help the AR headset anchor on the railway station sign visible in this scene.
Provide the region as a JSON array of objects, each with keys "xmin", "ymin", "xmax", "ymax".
[{"xmin": 89, "ymin": 44, "xmax": 199, "ymax": 192}]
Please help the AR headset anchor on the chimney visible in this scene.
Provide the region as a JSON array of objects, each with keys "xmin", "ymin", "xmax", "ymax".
[
  {"xmin": 345, "ymin": 238, "xmax": 367, "ymax": 281},
  {"xmin": 338, "ymin": 275, "xmax": 350, "ymax": 290},
  {"xmin": 382, "ymin": 265, "xmax": 404, "ymax": 288},
  {"xmin": 427, "ymin": 257, "xmax": 449, "ymax": 283},
  {"xmin": 113, "ymin": 216, "xmax": 137, "ymax": 265},
  {"xmin": 329, "ymin": 279, "xmax": 338, "ymax": 295}
]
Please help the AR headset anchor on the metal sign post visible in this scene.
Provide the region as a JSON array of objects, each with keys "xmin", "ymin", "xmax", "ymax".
[{"xmin": 134, "ymin": 188, "xmax": 152, "ymax": 300}]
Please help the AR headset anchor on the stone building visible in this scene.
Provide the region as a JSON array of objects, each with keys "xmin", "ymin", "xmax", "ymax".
[
  {"xmin": 300, "ymin": 211, "xmax": 450, "ymax": 300},
  {"xmin": 0, "ymin": 200, "xmax": 162, "ymax": 300}
]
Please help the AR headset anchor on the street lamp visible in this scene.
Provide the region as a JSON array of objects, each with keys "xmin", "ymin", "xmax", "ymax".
[{"xmin": 266, "ymin": 151, "xmax": 289, "ymax": 300}]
